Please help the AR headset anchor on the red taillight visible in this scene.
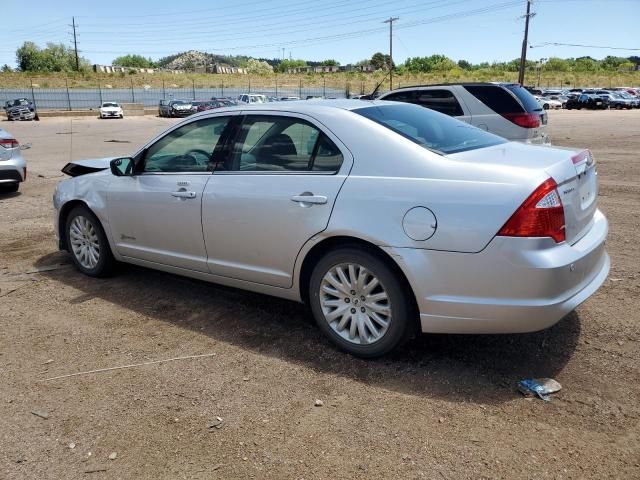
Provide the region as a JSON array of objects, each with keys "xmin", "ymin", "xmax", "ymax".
[
  {"xmin": 498, "ymin": 178, "xmax": 566, "ymax": 243},
  {"xmin": 0, "ymin": 138, "xmax": 19, "ymax": 149},
  {"xmin": 501, "ymin": 112, "xmax": 541, "ymax": 129}
]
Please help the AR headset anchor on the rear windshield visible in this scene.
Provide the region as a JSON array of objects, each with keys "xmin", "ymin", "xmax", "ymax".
[
  {"xmin": 354, "ymin": 104, "xmax": 506, "ymax": 155},
  {"xmin": 506, "ymin": 85, "xmax": 544, "ymax": 112}
]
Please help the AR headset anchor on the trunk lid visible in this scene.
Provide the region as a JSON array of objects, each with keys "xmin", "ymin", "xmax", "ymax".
[{"xmin": 449, "ymin": 142, "xmax": 597, "ymax": 245}]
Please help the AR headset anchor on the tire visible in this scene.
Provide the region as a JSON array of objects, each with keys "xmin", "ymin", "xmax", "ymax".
[
  {"xmin": 308, "ymin": 247, "xmax": 415, "ymax": 358},
  {"xmin": 65, "ymin": 205, "xmax": 116, "ymax": 277},
  {"xmin": 1, "ymin": 182, "xmax": 19, "ymax": 193},
  {"xmin": 543, "ymin": 104, "xmax": 549, "ymax": 110}
]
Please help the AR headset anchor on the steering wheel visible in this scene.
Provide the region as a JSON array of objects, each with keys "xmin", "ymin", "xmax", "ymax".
[{"xmin": 185, "ymin": 148, "xmax": 211, "ymax": 164}]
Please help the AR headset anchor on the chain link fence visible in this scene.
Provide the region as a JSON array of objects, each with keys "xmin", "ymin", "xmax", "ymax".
[{"xmin": 0, "ymin": 82, "xmax": 355, "ymax": 111}]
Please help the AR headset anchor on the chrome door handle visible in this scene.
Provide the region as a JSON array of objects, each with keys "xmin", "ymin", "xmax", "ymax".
[
  {"xmin": 171, "ymin": 191, "xmax": 196, "ymax": 199},
  {"xmin": 291, "ymin": 193, "xmax": 328, "ymax": 205}
]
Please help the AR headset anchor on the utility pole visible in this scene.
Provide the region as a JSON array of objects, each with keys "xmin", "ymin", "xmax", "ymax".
[
  {"xmin": 71, "ymin": 16, "xmax": 79, "ymax": 71},
  {"xmin": 383, "ymin": 17, "xmax": 398, "ymax": 91},
  {"xmin": 517, "ymin": 1, "xmax": 535, "ymax": 85},
  {"xmin": 282, "ymin": 48, "xmax": 285, "ymax": 60}
]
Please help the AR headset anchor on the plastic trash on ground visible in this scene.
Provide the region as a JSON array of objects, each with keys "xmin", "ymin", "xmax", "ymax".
[{"xmin": 517, "ymin": 378, "xmax": 562, "ymax": 401}]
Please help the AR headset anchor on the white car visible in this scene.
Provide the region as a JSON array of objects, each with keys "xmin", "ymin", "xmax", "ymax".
[
  {"xmin": 379, "ymin": 83, "xmax": 549, "ymax": 144},
  {"xmin": 99, "ymin": 102, "xmax": 124, "ymax": 119},
  {"xmin": 237, "ymin": 94, "xmax": 267, "ymax": 104},
  {"xmin": 536, "ymin": 96, "xmax": 563, "ymax": 110},
  {"xmin": 53, "ymin": 101, "xmax": 608, "ymax": 358}
]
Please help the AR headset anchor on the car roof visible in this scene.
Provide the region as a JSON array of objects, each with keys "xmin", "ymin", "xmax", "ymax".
[
  {"xmin": 186, "ymin": 99, "xmax": 393, "ymax": 119},
  {"xmin": 384, "ymin": 82, "xmax": 521, "ymax": 91}
]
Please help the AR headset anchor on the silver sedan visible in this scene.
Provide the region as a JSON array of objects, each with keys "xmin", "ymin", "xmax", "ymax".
[{"xmin": 53, "ymin": 101, "xmax": 609, "ymax": 357}]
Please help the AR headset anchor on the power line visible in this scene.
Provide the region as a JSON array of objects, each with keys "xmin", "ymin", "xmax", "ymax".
[{"xmin": 530, "ymin": 42, "xmax": 640, "ymax": 51}]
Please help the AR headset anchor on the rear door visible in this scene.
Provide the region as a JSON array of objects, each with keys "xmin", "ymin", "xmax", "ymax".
[
  {"xmin": 382, "ymin": 89, "xmax": 471, "ymax": 123},
  {"xmin": 201, "ymin": 112, "xmax": 352, "ymax": 287},
  {"xmin": 413, "ymin": 88, "xmax": 472, "ymax": 123}
]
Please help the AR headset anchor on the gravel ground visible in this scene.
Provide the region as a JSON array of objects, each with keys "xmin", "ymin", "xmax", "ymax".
[{"xmin": 1, "ymin": 110, "xmax": 639, "ymax": 479}]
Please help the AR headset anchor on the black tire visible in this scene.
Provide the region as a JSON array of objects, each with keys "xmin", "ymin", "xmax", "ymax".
[
  {"xmin": 308, "ymin": 247, "xmax": 415, "ymax": 358},
  {"xmin": 65, "ymin": 205, "xmax": 116, "ymax": 277},
  {"xmin": 1, "ymin": 182, "xmax": 19, "ymax": 193}
]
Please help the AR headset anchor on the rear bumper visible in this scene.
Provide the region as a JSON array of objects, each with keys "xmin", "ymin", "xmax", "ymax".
[
  {"xmin": 0, "ymin": 157, "xmax": 26, "ymax": 183},
  {"xmin": 384, "ymin": 209, "xmax": 609, "ymax": 334}
]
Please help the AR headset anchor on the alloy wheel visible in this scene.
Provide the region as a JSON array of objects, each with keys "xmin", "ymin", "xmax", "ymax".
[
  {"xmin": 69, "ymin": 215, "xmax": 101, "ymax": 269},
  {"xmin": 319, "ymin": 263, "xmax": 391, "ymax": 345}
]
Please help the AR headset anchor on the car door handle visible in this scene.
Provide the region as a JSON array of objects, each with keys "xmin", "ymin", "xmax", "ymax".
[
  {"xmin": 171, "ymin": 191, "xmax": 197, "ymax": 199},
  {"xmin": 291, "ymin": 193, "xmax": 328, "ymax": 205}
]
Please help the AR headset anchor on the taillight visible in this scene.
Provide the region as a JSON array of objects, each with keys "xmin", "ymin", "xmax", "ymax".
[
  {"xmin": 500, "ymin": 112, "xmax": 541, "ymax": 129},
  {"xmin": 0, "ymin": 138, "xmax": 19, "ymax": 149},
  {"xmin": 498, "ymin": 178, "xmax": 565, "ymax": 243}
]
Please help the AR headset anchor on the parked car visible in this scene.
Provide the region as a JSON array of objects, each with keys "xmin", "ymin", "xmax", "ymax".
[
  {"xmin": 3, "ymin": 98, "xmax": 36, "ymax": 121},
  {"xmin": 616, "ymin": 91, "xmax": 640, "ymax": 108},
  {"xmin": 192, "ymin": 99, "xmax": 237, "ymax": 113},
  {"xmin": 53, "ymin": 100, "xmax": 608, "ymax": 358},
  {"xmin": 379, "ymin": 82, "xmax": 549, "ymax": 144},
  {"xmin": 0, "ymin": 128, "xmax": 28, "ymax": 193},
  {"xmin": 595, "ymin": 91, "xmax": 634, "ymax": 109},
  {"xmin": 237, "ymin": 94, "xmax": 267, "ymax": 104},
  {"xmin": 280, "ymin": 96, "xmax": 301, "ymax": 101},
  {"xmin": 99, "ymin": 102, "xmax": 124, "ymax": 119},
  {"xmin": 565, "ymin": 94, "xmax": 607, "ymax": 110},
  {"xmin": 158, "ymin": 100, "xmax": 193, "ymax": 118},
  {"xmin": 544, "ymin": 94, "xmax": 570, "ymax": 108},
  {"xmin": 535, "ymin": 96, "xmax": 563, "ymax": 110}
]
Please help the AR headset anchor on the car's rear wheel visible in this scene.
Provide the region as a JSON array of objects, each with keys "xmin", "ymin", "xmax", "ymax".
[
  {"xmin": 65, "ymin": 206, "xmax": 115, "ymax": 277},
  {"xmin": 309, "ymin": 248, "xmax": 414, "ymax": 358}
]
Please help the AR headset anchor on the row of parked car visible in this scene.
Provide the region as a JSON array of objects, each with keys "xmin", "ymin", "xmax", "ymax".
[
  {"xmin": 527, "ymin": 87, "xmax": 640, "ymax": 110},
  {"xmin": 157, "ymin": 95, "xmax": 317, "ymax": 118}
]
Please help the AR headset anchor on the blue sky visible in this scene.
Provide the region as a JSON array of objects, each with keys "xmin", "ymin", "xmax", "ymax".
[{"xmin": 0, "ymin": 0, "xmax": 637, "ymax": 68}]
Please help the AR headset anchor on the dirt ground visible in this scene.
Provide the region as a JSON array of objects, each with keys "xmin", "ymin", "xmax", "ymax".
[{"xmin": 1, "ymin": 110, "xmax": 639, "ymax": 479}]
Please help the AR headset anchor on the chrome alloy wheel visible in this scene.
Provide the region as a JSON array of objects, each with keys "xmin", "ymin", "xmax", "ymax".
[
  {"xmin": 69, "ymin": 215, "xmax": 101, "ymax": 269},
  {"xmin": 319, "ymin": 263, "xmax": 392, "ymax": 345}
]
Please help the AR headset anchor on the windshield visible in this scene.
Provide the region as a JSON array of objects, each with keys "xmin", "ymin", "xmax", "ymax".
[
  {"xmin": 171, "ymin": 101, "xmax": 189, "ymax": 106},
  {"xmin": 354, "ymin": 104, "xmax": 506, "ymax": 155},
  {"xmin": 102, "ymin": 102, "xmax": 118, "ymax": 107}
]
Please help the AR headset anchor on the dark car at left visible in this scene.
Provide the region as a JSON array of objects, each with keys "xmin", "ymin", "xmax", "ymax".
[{"xmin": 3, "ymin": 98, "xmax": 37, "ymax": 121}]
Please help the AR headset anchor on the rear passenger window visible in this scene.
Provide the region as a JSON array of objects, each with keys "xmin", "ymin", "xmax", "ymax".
[
  {"xmin": 414, "ymin": 90, "xmax": 464, "ymax": 116},
  {"xmin": 383, "ymin": 91, "xmax": 416, "ymax": 103},
  {"xmin": 229, "ymin": 115, "xmax": 343, "ymax": 173},
  {"xmin": 463, "ymin": 85, "xmax": 523, "ymax": 114}
]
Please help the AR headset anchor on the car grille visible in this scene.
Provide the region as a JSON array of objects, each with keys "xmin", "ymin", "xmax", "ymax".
[{"xmin": 8, "ymin": 107, "xmax": 33, "ymax": 120}]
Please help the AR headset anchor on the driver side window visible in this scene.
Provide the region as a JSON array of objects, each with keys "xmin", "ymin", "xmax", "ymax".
[{"xmin": 143, "ymin": 117, "xmax": 230, "ymax": 173}]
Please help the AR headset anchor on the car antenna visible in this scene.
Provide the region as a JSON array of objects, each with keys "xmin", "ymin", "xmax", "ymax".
[{"xmin": 367, "ymin": 69, "xmax": 392, "ymax": 99}]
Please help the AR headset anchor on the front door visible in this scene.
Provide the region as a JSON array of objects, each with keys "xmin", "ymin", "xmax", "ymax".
[
  {"xmin": 202, "ymin": 112, "xmax": 352, "ymax": 287},
  {"xmin": 107, "ymin": 116, "xmax": 234, "ymax": 272}
]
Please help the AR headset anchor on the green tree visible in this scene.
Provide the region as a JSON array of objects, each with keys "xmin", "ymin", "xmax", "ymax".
[
  {"xmin": 277, "ymin": 59, "xmax": 307, "ymax": 73},
  {"xmin": 16, "ymin": 41, "xmax": 89, "ymax": 72},
  {"xmin": 370, "ymin": 52, "xmax": 392, "ymax": 70},
  {"xmin": 245, "ymin": 58, "xmax": 273, "ymax": 74},
  {"xmin": 600, "ymin": 55, "xmax": 628, "ymax": 71},
  {"xmin": 112, "ymin": 54, "xmax": 156, "ymax": 68},
  {"xmin": 544, "ymin": 57, "xmax": 569, "ymax": 72},
  {"xmin": 320, "ymin": 59, "xmax": 339, "ymax": 66},
  {"xmin": 1, "ymin": 64, "xmax": 12, "ymax": 72},
  {"xmin": 574, "ymin": 56, "xmax": 599, "ymax": 72},
  {"xmin": 457, "ymin": 59, "xmax": 472, "ymax": 70}
]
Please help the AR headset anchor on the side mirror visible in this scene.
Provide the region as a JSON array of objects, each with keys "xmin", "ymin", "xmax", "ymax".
[{"xmin": 110, "ymin": 157, "xmax": 135, "ymax": 176}]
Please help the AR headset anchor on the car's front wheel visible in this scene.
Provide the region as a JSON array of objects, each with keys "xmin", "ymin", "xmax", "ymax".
[
  {"xmin": 65, "ymin": 206, "xmax": 115, "ymax": 277},
  {"xmin": 309, "ymin": 248, "xmax": 415, "ymax": 358},
  {"xmin": 1, "ymin": 182, "xmax": 19, "ymax": 193}
]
